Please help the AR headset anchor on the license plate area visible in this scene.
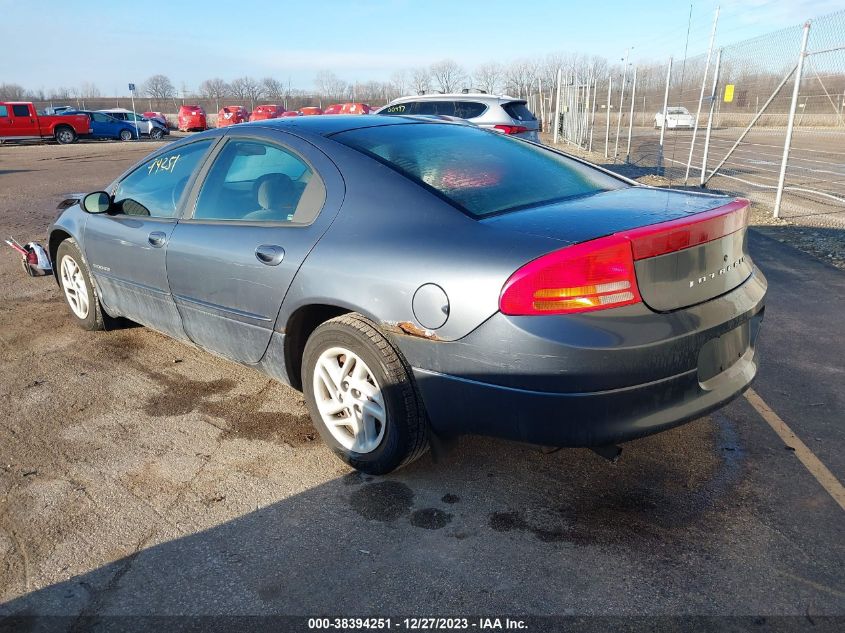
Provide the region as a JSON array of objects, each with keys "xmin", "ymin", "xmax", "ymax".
[{"xmin": 697, "ymin": 322, "xmax": 750, "ymax": 383}]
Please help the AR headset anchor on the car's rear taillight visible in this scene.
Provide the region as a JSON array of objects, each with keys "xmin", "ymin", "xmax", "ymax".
[
  {"xmin": 499, "ymin": 235, "xmax": 641, "ymax": 315},
  {"xmin": 493, "ymin": 124, "xmax": 529, "ymax": 135},
  {"xmin": 499, "ymin": 198, "xmax": 749, "ymax": 316}
]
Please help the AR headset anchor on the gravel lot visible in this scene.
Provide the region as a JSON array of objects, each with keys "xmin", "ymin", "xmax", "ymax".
[{"xmin": 0, "ymin": 139, "xmax": 843, "ymax": 628}]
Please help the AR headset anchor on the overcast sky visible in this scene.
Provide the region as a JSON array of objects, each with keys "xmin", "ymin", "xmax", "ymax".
[{"xmin": 3, "ymin": 0, "xmax": 841, "ymax": 95}]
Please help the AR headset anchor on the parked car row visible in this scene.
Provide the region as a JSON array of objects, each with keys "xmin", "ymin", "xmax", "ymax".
[{"xmin": 0, "ymin": 102, "xmax": 171, "ymax": 144}]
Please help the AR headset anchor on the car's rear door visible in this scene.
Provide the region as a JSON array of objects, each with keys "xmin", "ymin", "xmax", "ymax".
[
  {"xmin": 83, "ymin": 138, "xmax": 218, "ymax": 338},
  {"xmin": 9, "ymin": 104, "xmax": 39, "ymax": 138},
  {"xmin": 165, "ymin": 128, "xmax": 344, "ymax": 364},
  {"xmin": 89, "ymin": 112, "xmax": 114, "ymax": 138}
]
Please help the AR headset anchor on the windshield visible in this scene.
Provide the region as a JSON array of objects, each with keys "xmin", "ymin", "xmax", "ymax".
[{"xmin": 332, "ymin": 123, "xmax": 625, "ymax": 217}]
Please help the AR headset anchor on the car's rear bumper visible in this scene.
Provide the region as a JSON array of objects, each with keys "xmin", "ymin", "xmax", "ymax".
[{"xmin": 400, "ymin": 268, "xmax": 766, "ymax": 446}]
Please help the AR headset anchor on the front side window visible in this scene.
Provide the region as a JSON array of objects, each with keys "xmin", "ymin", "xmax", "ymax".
[
  {"xmin": 113, "ymin": 140, "xmax": 214, "ymax": 218},
  {"xmin": 334, "ymin": 123, "xmax": 625, "ymax": 218},
  {"xmin": 12, "ymin": 104, "xmax": 30, "ymax": 117},
  {"xmin": 0, "ymin": 106, "xmax": 8, "ymax": 117},
  {"xmin": 193, "ymin": 139, "xmax": 326, "ymax": 223}
]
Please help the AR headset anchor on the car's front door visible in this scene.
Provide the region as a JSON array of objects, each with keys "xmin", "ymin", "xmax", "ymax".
[
  {"xmin": 165, "ymin": 129, "xmax": 344, "ymax": 364},
  {"xmin": 83, "ymin": 138, "xmax": 217, "ymax": 338}
]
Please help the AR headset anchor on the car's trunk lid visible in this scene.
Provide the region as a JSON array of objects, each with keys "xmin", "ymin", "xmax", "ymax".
[{"xmin": 483, "ymin": 187, "xmax": 752, "ymax": 312}]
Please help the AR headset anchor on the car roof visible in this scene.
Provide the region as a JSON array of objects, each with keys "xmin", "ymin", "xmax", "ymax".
[
  {"xmin": 387, "ymin": 93, "xmax": 522, "ymax": 105},
  {"xmin": 247, "ymin": 114, "xmax": 454, "ymax": 136}
]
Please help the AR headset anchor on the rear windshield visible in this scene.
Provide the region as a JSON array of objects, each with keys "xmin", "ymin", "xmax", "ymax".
[
  {"xmin": 502, "ymin": 101, "xmax": 536, "ymax": 122},
  {"xmin": 333, "ymin": 123, "xmax": 625, "ymax": 217}
]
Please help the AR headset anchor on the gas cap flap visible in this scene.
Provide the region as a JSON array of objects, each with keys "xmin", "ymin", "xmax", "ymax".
[{"xmin": 412, "ymin": 284, "xmax": 449, "ymax": 330}]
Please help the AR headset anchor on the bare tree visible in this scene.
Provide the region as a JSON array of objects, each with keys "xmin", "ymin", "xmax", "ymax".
[
  {"xmin": 473, "ymin": 62, "xmax": 503, "ymax": 94},
  {"xmin": 78, "ymin": 82, "xmax": 101, "ymax": 98},
  {"xmin": 314, "ymin": 70, "xmax": 348, "ymax": 100},
  {"xmin": 198, "ymin": 78, "xmax": 228, "ymax": 112},
  {"xmin": 142, "ymin": 74, "xmax": 175, "ymax": 99},
  {"xmin": 503, "ymin": 59, "xmax": 539, "ymax": 98},
  {"xmin": 230, "ymin": 76, "xmax": 263, "ymax": 107},
  {"xmin": 0, "ymin": 83, "xmax": 26, "ymax": 100},
  {"xmin": 262, "ymin": 77, "xmax": 285, "ymax": 103},
  {"xmin": 390, "ymin": 69, "xmax": 410, "ymax": 98},
  {"xmin": 410, "ymin": 67, "xmax": 432, "ymax": 94},
  {"xmin": 430, "ymin": 59, "xmax": 468, "ymax": 93}
]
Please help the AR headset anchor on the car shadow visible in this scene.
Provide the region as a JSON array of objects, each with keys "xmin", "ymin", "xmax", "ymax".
[{"xmin": 0, "ymin": 405, "xmax": 747, "ymax": 623}]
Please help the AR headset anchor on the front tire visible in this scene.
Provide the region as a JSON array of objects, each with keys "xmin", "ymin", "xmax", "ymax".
[
  {"xmin": 119, "ymin": 129, "xmax": 133, "ymax": 141},
  {"xmin": 302, "ymin": 314, "xmax": 429, "ymax": 474},
  {"xmin": 55, "ymin": 126, "xmax": 76, "ymax": 144},
  {"xmin": 56, "ymin": 240, "xmax": 106, "ymax": 331},
  {"xmin": 150, "ymin": 127, "xmax": 163, "ymax": 140}
]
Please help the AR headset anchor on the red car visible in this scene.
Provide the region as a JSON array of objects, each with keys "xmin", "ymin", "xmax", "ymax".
[
  {"xmin": 249, "ymin": 105, "xmax": 284, "ymax": 121},
  {"xmin": 323, "ymin": 103, "xmax": 372, "ymax": 115},
  {"xmin": 217, "ymin": 105, "xmax": 249, "ymax": 126},
  {"xmin": 280, "ymin": 111, "xmax": 300, "ymax": 117},
  {"xmin": 177, "ymin": 105, "xmax": 206, "ymax": 131},
  {"xmin": 299, "ymin": 106, "xmax": 323, "ymax": 116},
  {"xmin": 143, "ymin": 111, "xmax": 168, "ymax": 127}
]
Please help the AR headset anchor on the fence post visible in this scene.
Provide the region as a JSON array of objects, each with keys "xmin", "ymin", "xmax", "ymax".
[
  {"xmin": 700, "ymin": 48, "xmax": 722, "ymax": 186},
  {"xmin": 626, "ymin": 66, "xmax": 638, "ymax": 163},
  {"xmin": 658, "ymin": 57, "xmax": 673, "ymax": 174},
  {"xmin": 604, "ymin": 75, "xmax": 612, "ymax": 158},
  {"xmin": 553, "ymin": 68, "xmax": 562, "ymax": 145},
  {"xmin": 589, "ymin": 77, "xmax": 598, "ymax": 152},
  {"xmin": 613, "ymin": 48, "xmax": 630, "ymax": 160},
  {"xmin": 684, "ymin": 5, "xmax": 720, "ymax": 184},
  {"xmin": 774, "ymin": 21, "xmax": 812, "ymax": 219}
]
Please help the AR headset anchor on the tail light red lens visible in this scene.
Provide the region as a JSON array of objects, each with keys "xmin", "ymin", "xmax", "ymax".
[
  {"xmin": 499, "ymin": 235, "xmax": 641, "ymax": 315},
  {"xmin": 493, "ymin": 124, "xmax": 529, "ymax": 135},
  {"xmin": 499, "ymin": 199, "xmax": 749, "ymax": 316}
]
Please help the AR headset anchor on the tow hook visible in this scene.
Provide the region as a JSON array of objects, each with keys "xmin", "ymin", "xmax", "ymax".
[{"xmin": 590, "ymin": 445, "xmax": 623, "ymax": 464}]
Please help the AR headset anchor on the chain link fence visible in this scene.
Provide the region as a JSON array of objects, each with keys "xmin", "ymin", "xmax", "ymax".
[{"xmin": 547, "ymin": 9, "xmax": 845, "ymax": 229}]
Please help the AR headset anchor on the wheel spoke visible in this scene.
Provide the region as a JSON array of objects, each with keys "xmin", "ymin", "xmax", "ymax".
[
  {"xmin": 318, "ymin": 398, "xmax": 347, "ymax": 417},
  {"xmin": 362, "ymin": 400, "xmax": 385, "ymax": 423}
]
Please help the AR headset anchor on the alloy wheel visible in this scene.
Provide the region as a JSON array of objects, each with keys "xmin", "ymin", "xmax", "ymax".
[
  {"xmin": 313, "ymin": 346, "xmax": 386, "ymax": 453},
  {"xmin": 60, "ymin": 255, "xmax": 90, "ymax": 319}
]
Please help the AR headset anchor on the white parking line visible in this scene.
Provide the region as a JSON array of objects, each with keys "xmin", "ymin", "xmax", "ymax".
[{"xmin": 744, "ymin": 388, "xmax": 845, "ymax": 511}]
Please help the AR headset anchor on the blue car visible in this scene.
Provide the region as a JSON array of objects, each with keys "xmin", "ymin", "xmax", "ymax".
[
  {"xmin": 70, "ymin": 110, "xmax": 139, "ymax": 141},
  {"xmin": 48, "ymin": 116, "xmax": 766, "ymax": 474}
]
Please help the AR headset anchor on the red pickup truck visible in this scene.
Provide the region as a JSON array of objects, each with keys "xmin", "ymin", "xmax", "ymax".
[{"xmin": 0, "ymin": 102, "xmax": 91, "ymax": 144}]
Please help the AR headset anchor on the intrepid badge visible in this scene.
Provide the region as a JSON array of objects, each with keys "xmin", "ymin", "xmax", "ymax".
[{"xmin": 690, "ymin": 256, "xmax": 745, "ymax": 288}]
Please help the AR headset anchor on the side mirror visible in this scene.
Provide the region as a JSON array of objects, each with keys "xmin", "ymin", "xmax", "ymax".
[{"xmin": 82, "ymin": 191, "xmax": 112, "ymax": 214}]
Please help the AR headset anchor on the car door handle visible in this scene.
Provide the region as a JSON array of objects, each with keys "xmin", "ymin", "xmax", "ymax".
[
  {"xmin": 148, "ymin": 231, "xmax": 167, "ymax": 248},
  {"xmin": 255, "ymin": 244, "xmax": 285, "ymax": 266}
]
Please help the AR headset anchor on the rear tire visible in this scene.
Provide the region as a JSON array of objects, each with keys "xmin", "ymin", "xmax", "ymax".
[
  {"xmin": 55, "ymin": 126, "xmax": 76, "ymax": 145},
  {"xmin": 56, "ymin": 239, "xmax": 106, "ymax": 331},
  {"xmin": 302, "ymin": 314, "xmax": 429, "ymax": 474},
  {"xmin": 119, "ymin": 129, "xmax": 133, "ymax": 141}
]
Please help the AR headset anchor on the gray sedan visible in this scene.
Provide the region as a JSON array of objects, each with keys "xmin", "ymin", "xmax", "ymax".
[{"xmin": 49, "ymin": 115, "xmax": 766, "ymax": 474}]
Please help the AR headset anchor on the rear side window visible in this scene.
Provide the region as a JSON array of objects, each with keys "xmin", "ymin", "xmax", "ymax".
[
  {"xmin": 333, "ymin": 123, "xmax": 624, "ymax": 218},
  {"xmin": 455, "ymin": 101, "xmax": 487, "ymax": 119},
  {"xmin": 502, "ymin": 101, "xmax": 536, "ymax": 122},
  {"xmin": 113, "ymin": 140, "xmax": 214, "ymax": 218},
  {"xmin": 12, "ymin": 104, "xmax": 30, "ymax": 117}
]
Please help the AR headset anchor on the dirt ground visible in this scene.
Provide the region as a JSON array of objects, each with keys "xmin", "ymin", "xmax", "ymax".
[{"xmin": 0, "ymin": 139, "xmax": 843, "ymax": 626}]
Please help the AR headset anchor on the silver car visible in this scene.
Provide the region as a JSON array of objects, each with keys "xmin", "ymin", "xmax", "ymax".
[{"xmin": 376, "ymin": 93, "xmax": 540, "ymax": 142}]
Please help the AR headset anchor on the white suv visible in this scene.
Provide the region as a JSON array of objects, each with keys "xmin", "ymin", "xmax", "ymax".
[{"xmin": 376, "ymin": 93, "xmax": 540, "ymax": 142}]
